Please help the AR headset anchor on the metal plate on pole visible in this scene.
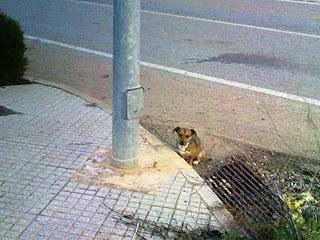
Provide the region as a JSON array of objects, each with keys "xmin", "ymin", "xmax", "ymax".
[{"xmin": 124, "ymin": 87, "xmax": 144, "ymax": 120}]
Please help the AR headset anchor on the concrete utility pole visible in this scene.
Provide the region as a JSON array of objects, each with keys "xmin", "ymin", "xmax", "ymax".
[{"xmin": 112, "ymin": 0, "xmax": 144, "ymax": 168}]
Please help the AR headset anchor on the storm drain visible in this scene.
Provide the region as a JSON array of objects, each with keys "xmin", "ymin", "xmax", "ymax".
[
  {"xmin": 0, "ymin": 105, "xmax": 18, "ymax": 116},
  {"xmin": 205, "ymin": 161, "xmax": 286, "ymax": 230}
]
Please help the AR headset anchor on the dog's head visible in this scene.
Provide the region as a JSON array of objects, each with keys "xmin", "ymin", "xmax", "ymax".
[{"xmin": 173, "ymin": 126, "xmax": 197, "ymax": 145}]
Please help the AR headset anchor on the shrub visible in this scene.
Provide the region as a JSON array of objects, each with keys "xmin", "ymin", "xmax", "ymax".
[{"xmin": 0, "ymin": 11, "xmax": 28, "ymax": 86}]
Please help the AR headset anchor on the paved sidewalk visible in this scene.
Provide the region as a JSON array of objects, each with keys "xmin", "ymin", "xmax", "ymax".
[{"xmin": 0, "ymin": 84, "xmax": 230, "ymax": 240}]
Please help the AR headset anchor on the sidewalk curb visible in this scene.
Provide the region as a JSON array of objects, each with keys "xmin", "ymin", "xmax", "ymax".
[
  {"xmin": 25, "ymin": 76, "xmax": 112, "ymax": 114},
  {"xmin": 26, "ymin": 75, "xmax": 233, "ymax": 230}
]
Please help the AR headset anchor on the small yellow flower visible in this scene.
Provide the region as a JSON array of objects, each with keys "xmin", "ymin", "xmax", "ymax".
[{"xmin": 284, "ymin": 191, "xmax": 315, "ymax": 225}]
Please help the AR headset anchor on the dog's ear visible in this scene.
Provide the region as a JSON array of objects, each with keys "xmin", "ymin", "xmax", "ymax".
[
  {"xmin": 191, "ymin": 129, "xmax": 197, "ymax": 136},
  {"xmin": 173, "ymin": 126, "xmax": 180, "ymax": 133}
]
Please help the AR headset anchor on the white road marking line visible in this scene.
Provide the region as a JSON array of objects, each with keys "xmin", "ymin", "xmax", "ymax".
[
  {"xmin": 26, "ymin": 35, "xmax": 320, "ymax": 107},
  {"xmin": 143, "ymin": 10, "xmax": 320, "ymax": 39},
  {"xmin": 65, "ymin": 0, "xmax": 109, "ymax": 8},
  {"xmin": 277, "ymin": 0, "xmax": 320, "ymax": 5},
  {"xmin": 64, "ymin": 0, "xmax": 320, "ymax": 39},
  {"xmin": 26, "ymin": 35, "xmax": 113, "ymax": 58}
]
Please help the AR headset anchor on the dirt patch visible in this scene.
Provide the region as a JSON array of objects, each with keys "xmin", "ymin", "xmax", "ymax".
[
  {"xmin": 26, "ymin": 41, "xmax": 320, "ymax": 161},
  {"xmin": 141, "ymin": 117, "xmax": 320, "ymax": 194},
  {"xmin": 72, "ymin": 135, "xmax": 190, "ymax": 193},
  {"xmin": 141, "ymin": 115, "xmax": 246, "ymax": 163}
]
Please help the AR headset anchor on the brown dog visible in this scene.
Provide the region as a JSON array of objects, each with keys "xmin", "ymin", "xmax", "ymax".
[{"xmin": 173, "ymin": 126, "xmax": 205, "ymax": 165}]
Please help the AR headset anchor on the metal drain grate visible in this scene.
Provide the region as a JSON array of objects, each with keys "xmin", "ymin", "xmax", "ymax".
[
  {"xmin": 205, "ymin": 161, "xmax": 286, "ymax": 229},
  {"xmin": 0, "ymin": 105, "xmax": 18, "ymax": 116}
]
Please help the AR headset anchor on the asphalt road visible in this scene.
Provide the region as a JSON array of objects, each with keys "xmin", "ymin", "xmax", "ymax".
[{"xmin": 1, "ymin": 0, "xmax": 320, "ymax": 101}]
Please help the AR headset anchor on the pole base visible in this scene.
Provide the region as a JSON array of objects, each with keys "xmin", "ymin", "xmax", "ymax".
[{"xmin": 111, "ymin": 156, "xmax": 138, "ymax": 169}]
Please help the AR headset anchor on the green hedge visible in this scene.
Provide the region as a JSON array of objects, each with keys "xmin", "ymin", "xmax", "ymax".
[{"xmin": 0, "ymin": 12, "xmax": 28, "ymax": 86}]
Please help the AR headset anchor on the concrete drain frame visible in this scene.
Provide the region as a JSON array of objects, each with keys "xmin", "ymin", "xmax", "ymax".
[{"xmin": 205, "ymin": 160, "xmax": 290, "ymax": 234}]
